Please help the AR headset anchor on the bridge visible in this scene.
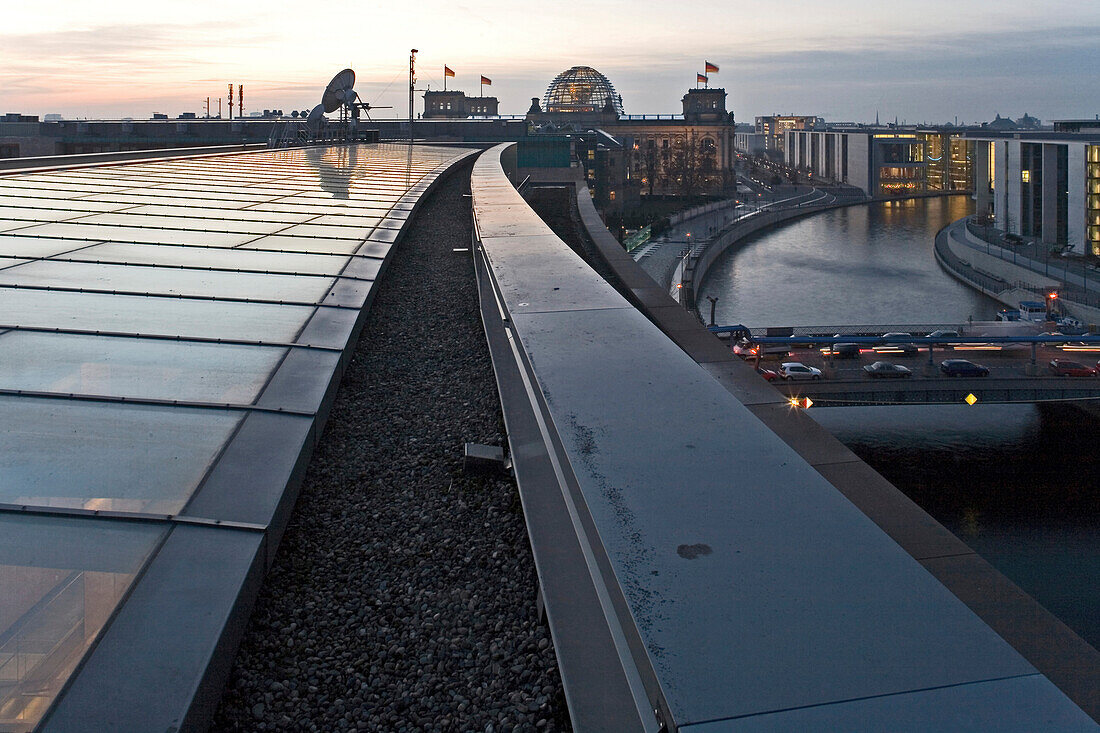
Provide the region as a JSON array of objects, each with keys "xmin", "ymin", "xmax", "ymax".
[
  {"xmin": 707, "ymin": 330, "xmax": 1100, "ymax": 405},
  {"xmin": 0, "ymin": 142, "xmax": 1096, "ymax": 731}
]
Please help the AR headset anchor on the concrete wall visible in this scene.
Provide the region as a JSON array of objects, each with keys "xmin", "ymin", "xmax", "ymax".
[
  {"xmin": 1069, "ymin": 143, "xmax": 1087, "ymax": 253},
  {"xmin": 848, "ymin": 135, "xmax": 870, "ymax": 194},
  {"xmin": 992, "ymin": 140, "xmax": 1007, "ymax": 228},
  {"xmin": 973, "ymin": 141, "xmax": 992, "ymax": 216},
  {"xmin": 1041, "ymin": 144, "xmax": 1060, "ymax": 245}
]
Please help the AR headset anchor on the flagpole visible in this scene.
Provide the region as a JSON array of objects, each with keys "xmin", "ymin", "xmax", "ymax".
[{"xmin": 444, "ymin": 66, "xmax": 447, "ymax": 92}]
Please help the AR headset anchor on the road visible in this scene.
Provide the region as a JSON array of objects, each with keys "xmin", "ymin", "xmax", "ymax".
[{"xmin": 748, "ymin": 342, "xmax": 1100, "ymax": 382}]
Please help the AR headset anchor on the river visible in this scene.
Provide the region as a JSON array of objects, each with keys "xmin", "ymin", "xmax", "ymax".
[{"xmin": 697, "ymin": 195, "xmax": 1100, "ymax": 650}]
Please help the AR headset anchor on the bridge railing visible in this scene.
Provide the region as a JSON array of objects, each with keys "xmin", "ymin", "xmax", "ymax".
[{"xmin": 709, "ymin": 323, "xmax": 969, "ymax": 339}]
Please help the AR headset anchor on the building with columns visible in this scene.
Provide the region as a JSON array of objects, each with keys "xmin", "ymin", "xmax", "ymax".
[
  {"xmin": 969, "ymin": 131, "xmax": 1100, "ymax": 255},
  {"xmin": 784, "ymin": 127, "xmax": 974, "ymax": 198}
]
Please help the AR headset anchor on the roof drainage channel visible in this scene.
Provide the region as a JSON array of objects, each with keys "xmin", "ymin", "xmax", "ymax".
[
  {"xmin": 470, "ymin": 143, "xmax": 1097, "ymax": 732},
  {"xmin": 21, "ymin": 144, "xmax": 479, "ymax": 733}
]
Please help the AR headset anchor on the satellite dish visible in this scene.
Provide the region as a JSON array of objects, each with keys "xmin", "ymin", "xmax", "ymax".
[
  {"xmin": 322, "ymin": 68, "xmax": 356, "ymax": 113},
  {"xmin": 307, "ymin": 104, "xmax": 325, "ymax": 125}
]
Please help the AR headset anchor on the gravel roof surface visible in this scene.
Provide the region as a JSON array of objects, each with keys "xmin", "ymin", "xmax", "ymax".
[{"xmin": 212, "ymin": 161, "xmax": 571, "ymax": 732}]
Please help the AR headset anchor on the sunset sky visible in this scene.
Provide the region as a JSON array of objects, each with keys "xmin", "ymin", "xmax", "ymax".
[{"xmin": 2, "ymin": 0, "xmax": 1097, "ymax": 124}]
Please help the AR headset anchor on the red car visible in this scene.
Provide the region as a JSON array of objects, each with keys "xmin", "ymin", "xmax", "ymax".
[
  {"xmin": 1048, "ymin": 359, "xmax": 1098, "ymax": 377},
  {"xmin": 756, "ymin": 366, "xmax": 779, "ymax": 381}
]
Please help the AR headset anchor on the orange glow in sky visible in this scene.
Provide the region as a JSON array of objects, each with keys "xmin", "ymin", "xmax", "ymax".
[{"xmin": 1, "ymin": 1, "xmax": 1096, "ymax": 122}]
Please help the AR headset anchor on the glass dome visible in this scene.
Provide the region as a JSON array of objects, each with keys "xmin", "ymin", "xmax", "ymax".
[{"xmin": 543, "ymin": 66, "xmax": 623, "ymax": 115}]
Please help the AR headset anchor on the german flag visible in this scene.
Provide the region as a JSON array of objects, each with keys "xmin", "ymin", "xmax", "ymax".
[
  {"xmin": 444, "ymin": 66, "xmax": 455, "ymax": 78},
  {"xmin": 705, "ymin": 61, "xmax": 719, "ymax": 74},
  {"xmin": 697, "ymin": 73, "xmax": 708, "ymax": 84},
  {"xmin": 481, "ymin": 75, "xmax": 492, "ymax": 86}
]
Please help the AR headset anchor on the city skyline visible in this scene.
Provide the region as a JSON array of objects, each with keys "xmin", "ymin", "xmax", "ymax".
[{"xmin": 1, "ymin": 0, "xmax": 1098, "ymax": 123}]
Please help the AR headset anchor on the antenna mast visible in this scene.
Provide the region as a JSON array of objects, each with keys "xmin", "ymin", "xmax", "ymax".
[{"xmin": 409, "ymin": 48, "xmax": 418, "ymax": 144}]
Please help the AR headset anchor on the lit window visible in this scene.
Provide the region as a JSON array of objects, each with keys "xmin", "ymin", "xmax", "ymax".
[{"xmin": 1021, "ymin": 170, "xmax": 1030, "ymax": 183}]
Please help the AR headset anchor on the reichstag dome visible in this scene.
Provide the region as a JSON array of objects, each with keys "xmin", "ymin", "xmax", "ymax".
[{"xmin": 543, "ymin": 66, "xmax": 624, "ymax": 115}]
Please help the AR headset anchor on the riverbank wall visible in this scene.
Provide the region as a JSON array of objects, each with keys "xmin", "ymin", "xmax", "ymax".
[{"xmin": 936, "ymin": 219, "xmax": 1100, "ymax": 326}]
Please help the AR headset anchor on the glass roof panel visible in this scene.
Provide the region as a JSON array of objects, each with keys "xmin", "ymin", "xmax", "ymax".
[
  {"xmin": 0, "ymin": 197, "xmax": 128, "ymax": 213},
  {"xmin": 274, "ymin": 223, "xmax": 372, "ymax": 240},
  {"xmin": 0, "ymin": 395, "xmax": 240, "ymax": 513},
  {"xmin": 76, "ymin": 242, "xmax": 350, "ymax": 275},
  {"xmin": 0, "ymin": 236, "xmax": 103, "ymax": 259},
  {"xmin": 0, "ymin": 289, "xmax": 311, "ymax": 342},
  {"xmin": 0, "ymin": 260, "xmax": 336, "ymax": 303},
  {"xmin": 0, "ymin": 207, "xmax": 97, "ymax": 223},
  {"xmin": 71, "ymin": 213, "xmax": 291, "ymax": 235},
  {"xmin": 0, "ymin": 514, "xmax": 164, "ymax": 731},
  {"xmin": 0, "ymin": 332, "xmax": 285, "ymax": 404},
  {"xmin": 125, "ymin": 204, "xmax": 314, "ymax": 224},
  {"xmin": 238, "ymin": 235, "xmax": 361, "ymax": 254},
  {"xmin": 6, "ymin": 223, "xmax": 257, "ymax": 247}
]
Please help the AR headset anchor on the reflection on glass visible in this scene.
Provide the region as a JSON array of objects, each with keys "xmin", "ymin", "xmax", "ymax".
[
  {"xmin": 305, "ymin": 145, "xmax": 359, "ymax": 200},
  {"xmin": 0, "ymin": 396, "xmax": 240, "ymax": 514},
  {"xmin": 0, "ymin": 515, "xmax": 163, "ymax": 731}
]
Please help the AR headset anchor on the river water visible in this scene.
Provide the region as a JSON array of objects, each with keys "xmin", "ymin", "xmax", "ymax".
[{"xmin": 698, "ymin": 196, "xmax": 1100, "ymax": 650}]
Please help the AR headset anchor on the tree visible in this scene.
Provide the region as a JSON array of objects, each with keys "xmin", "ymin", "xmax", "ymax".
[{"xmin": 643, "ymin": 139, "xmax": 659, "ymax": 197}]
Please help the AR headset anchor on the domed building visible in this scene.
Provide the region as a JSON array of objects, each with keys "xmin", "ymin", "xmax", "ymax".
[
  {"xmin": 543, "ymin": 66, "xmax": 623, "ymax": 115},
  {"xmin": 527, "ymin": 64, "xmax": 737, "ymax": 202}
]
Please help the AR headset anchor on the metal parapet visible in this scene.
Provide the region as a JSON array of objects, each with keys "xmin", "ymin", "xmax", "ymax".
[{"xmin": 471, "ymin": 143, "xmax": 1099, "ymax": 730}]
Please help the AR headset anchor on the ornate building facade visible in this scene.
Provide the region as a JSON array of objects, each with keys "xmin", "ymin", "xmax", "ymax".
[{"xmin": 526, "ymin": 66, "xmax": 736, "ymax": 197}]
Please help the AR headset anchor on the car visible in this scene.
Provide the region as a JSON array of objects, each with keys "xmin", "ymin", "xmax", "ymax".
[
  {"xmin": 779, "ymin": 362, "xmax": 822, "ymax": 380},
  {"xmin": 927, "ymin": 330, "xmax": 961, "ymax": 348},
  {"xmin": 939, "ymin": 359, "xmax": 990, "ymax": 377},
  {"xmin": 822, "ymin": 342, "xmax": 861, "ymax": 359},
  {"xmin": 1037, "ymin": 332, "xmax": 1065, "ymax": 346},
  {"xmin": 873, "ymin": 342, "xmax": 919, "ymax": 356},
  {"xmin": 863, "ymin": 361, "xmax": 913, "ymax": 378},
  {"xmin": 873, "ymin": 334, "xmax": 919, "ymax": 356},
  {"xmin": 732, "ymin": 339, "xmax": 759, "ymax": 358},
  {"xmin": 732, "ymin": 338, "xmax": 789, "ymax": 358},
  {"xmin": 1048, "ymin": 359, "xmax": 1098, "ymax": 377},
  {"xmin": 756, "ymin": 366, "xmax": 780, "ymax": 381}
]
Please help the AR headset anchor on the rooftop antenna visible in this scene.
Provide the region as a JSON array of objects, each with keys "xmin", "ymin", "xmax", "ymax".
[
  {"xmin": 323, "ymin": 68, "xmax": 357, "ymax": 121},
  {"xmin": 318, "ymin": 68, "xmax": 391, "ymax": 142},
  {"xmin": 409, "ymin": 49, "xmax": 418, "ymax": 144}
]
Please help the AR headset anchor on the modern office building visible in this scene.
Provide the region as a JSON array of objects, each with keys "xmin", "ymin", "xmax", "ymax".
[
  {"xmin": 755, "ymin": 115, "xmax": 821, "ymax": 154},
  {"xmin": 785, "ymin": 127, "xmax": 974, "ymax": 197},
  {"xmin": 969, "ymin": 131, "xmax": 1100, "ymax": 255},
  {"xmin": 733, "ymin": 130, "xmax": 766, "ymax": 155}
]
